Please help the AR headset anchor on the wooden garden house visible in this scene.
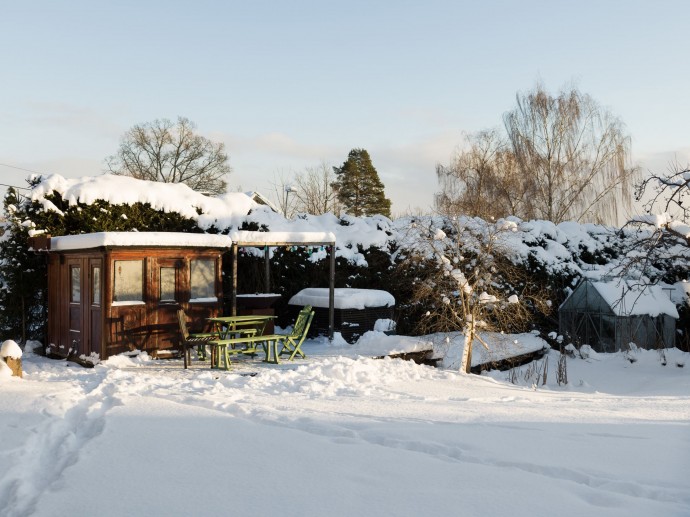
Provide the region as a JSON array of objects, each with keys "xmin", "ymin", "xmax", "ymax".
[
  {"xmin": 39, "ymin": 230, "xmax": 338, "ymax": 363},
  {"xmin": 43, "ymin": 232, "xmax": 232, "ymax": 362}
]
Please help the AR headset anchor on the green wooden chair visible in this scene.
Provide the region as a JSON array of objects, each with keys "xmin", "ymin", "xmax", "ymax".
[{"xmin": 275, "ymin": 306, "xmax": 314, "ymax": 361}]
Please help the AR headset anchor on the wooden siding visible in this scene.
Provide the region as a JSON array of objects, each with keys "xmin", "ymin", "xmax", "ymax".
[{"xmin": 48, "ymin": 246, "xmax": 223, "ymax": 361}]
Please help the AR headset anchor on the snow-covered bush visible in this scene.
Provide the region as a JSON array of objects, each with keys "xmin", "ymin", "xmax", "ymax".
[{"xmin": 1, "ymin": 173, "xmax": 668, "ymax": 345}]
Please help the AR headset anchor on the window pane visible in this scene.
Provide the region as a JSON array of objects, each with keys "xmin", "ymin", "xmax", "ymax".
[
  {"xmin": 160, "ymin": 267, "xmax": 176, "ymax": 302},
  {"xmin": 114, "ymin": 260, "xmax": 143, "ymax": 302},
  {"xmin": 71, "ymin": 266, "xmax": 81, "ymax": 303},
  {"xmin": 92, "ymin": 266, "xmax": 101, "ymax": 305},
  {"xmin": 191, "ymin": 259, "xmax": 215, "ymax": 300}
]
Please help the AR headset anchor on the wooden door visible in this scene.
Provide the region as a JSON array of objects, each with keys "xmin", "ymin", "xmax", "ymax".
[
  {"xmin": 152, "ymin": 258, "xmax": 184, "ymax": 351},
  {"xmin": 88, "ymin": 258, "xmax": 103, "ymax": 358},
  {"xmin": 67, "ymin": 259, "xmax": 84, "ymax": 356}
]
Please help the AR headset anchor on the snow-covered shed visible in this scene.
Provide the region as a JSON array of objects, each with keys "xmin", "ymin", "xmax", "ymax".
[
  {"xmin": 559, "ymin": 279, "xmax": 678, "ymax": 352},
  {"xmin": 42, "ymin": 232, "xmax": 232, "ymax": 362}
]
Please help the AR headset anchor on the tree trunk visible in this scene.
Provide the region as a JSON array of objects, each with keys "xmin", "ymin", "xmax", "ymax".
[{"xmin": 460, "ymin": 326, "xmax": 473, "ymax": 374}]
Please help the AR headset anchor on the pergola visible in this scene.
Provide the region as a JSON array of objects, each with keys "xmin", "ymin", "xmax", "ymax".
[{"xmin": 229, "ymin": 230, "xmax": 337, "ymax": 339}]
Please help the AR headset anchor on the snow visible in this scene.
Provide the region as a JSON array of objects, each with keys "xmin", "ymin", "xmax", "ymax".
[
  {"xmin": 289, "ymin": 288, "xmax": 395, "ymax": 309},
  {"xmin": 1, "ymin": 340, "xmax": 689, "ymax": 517},
  {"xmin": 669, "ymin": 220, "xmax": 690, "ymax": 238},
  {"xmin": 0, "ymin": 340, "xmax": 22, "ymax": 359},
  {"xmin": 373, "ymin": 318, "xmax": 395, "ymax": 332},
  {"xmin": 437, "ymin": 331, "xmax": 547, "ymax": 368},
  {"xmin": 230, "ymin": 230, "xmax": 336, "ymax": 244},
  {"xmin": 632, "ymin": 213, "xmax": 670, "ymax": 228},
  {"xmin": 31, "ymin": 174, "xmax": 258, "ymax": 230},
  {"xmin": 29, "ymin": 174, "xmax": 673, "ymax": 277},
  {"xmin": 591, "ymin": 280, "xmax": 679, "ymax": 318},
  {"xmin": 7, "ymin": 172, "xmax": 690, "ymax": 515},
  {"xmin": 111, "ymin": 301, "xmax": 146, "ymax": 307},
  {"xmin": 188, "ymin": 297, "xmax": 218, "ymax": 303},
  {"xmin": 50, "ymin": 231, "xmax": 234, "ymax": 250}
]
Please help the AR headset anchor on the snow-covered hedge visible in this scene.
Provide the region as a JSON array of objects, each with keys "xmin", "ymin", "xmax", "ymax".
[{"xmin": 1, "ymin": 173, "xmax": 684, "ymax": 342}]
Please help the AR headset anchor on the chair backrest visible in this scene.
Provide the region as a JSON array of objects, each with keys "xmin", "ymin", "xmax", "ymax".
[
  {"xmin": 290, "ymin": 306, "xmax": 314, "ymax": 340},
  {"xmin": 177, "ymin": 309, "xmax": 191, "ymax": 340}
]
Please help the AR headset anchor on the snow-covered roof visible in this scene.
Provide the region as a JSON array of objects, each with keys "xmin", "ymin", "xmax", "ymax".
[
  {"xmin": 231, "ymin": 230, "xmax": 335, "ymax": 246},
  {"xmin": 289, "ymin": 288, "xmax": 395, "ymax": 310},
  {"xmin": 245, "ymin": 191, "xmax": 279, "ymax": 213},
  {"xmin": 50, "ymin": 232, "xmax": 234, "ymax": 251},
  {"xmin": 590, "ymin": 280, "xmax": 679, "ymax": 319}
]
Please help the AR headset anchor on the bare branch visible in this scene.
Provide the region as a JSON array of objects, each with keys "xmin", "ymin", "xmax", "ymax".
[{"xmin": 106, "ymin": 117, "xmax": 230, "ymax": 195}]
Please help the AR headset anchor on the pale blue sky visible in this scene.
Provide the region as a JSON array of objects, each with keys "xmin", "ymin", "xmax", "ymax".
[{"xmin": 2, "ymin": 0, "xmax": 689, "ymax": 215}]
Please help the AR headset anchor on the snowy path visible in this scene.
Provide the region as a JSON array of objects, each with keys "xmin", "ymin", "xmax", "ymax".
[{"xmin": 1, "ymin": 347, "xmax": 689, "ymax": 517}]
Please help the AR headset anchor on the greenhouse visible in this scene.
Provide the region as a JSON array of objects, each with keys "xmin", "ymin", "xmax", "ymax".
[{"xmin": 558, "ymin": 279, "xmax": 678, "ymax": 352}]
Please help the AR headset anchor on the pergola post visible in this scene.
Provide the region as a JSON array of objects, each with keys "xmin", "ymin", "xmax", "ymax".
[
  {"xmin": 329, "ymin": 244, "xmax": 335, "ymax": 341},
  {"xmin": 229, "ymin": 231, "xmax": 336, "ymax": 338},
  {"xmin": 264, "ymin": 246, "xmax": 271, "ymax": 293},
  {"xmin": 232, "ymin": 242, "xmax": 238, "ymax": 316}
]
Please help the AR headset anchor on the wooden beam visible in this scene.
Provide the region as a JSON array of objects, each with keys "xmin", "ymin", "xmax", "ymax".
[
  {"xmin": 264, "ymin": 246, "xmax": 270, "ymax": 293},
  {"xmin": 329, "ymin": 244, "xmax": 335, "ymax": 341},
  {"xmin": 232, "ymin": 243, "xmax": 238, "ymax": 316},
  {"xmin": 233, "ymin": 241, "xmax": 335, "ymax": 248}
]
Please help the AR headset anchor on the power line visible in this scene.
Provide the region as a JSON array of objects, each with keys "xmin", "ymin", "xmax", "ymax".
[
  {"xmin": 0, "ymin": 162, "xmax": 46, "ymax": 176},
  {"xmin": 0, "ymin": 162, "xmax": 46, "ymax": 191},
  {"xmin": 0, "ymin": 183, "xmax": 30, "ymax": 191}
]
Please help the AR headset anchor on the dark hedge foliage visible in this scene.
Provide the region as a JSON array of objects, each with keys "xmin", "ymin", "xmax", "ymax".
[{"xmin": 0, "ymin": 188, "xmax": 202, "ymax": 343}]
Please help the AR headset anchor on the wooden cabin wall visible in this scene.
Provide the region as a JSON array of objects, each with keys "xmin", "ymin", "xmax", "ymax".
[
  {"xmin": 48, "ymin": 247, "xmax": 223, "ymax": 361},
  {"xmin": 104, "ymin": 248, "xmax": 222, "ymax": 358}
]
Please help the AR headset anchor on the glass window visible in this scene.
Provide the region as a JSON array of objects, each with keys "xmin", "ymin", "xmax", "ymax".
[
  {"xmin": 70, "ymin": 266, "xmax": 81, "ymax": 303},
  {"xmin": 160, "ymin": 267, "xmax": 176, "ymax": 302},
  {"xmin": 92, "ymin": 266, "xmax": 101, "ymax": 305},
  {"xmin": 114, "ymin": 260, "xmax": 143, "ymax": 302},
  {"xmin": 191, "ymin": 259, "xmax": 215, "ymax": 300}
]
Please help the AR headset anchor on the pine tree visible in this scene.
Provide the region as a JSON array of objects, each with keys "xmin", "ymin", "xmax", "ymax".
[
  {"xmin": 332, "ymin": 149, "xmax": 391, "ymax": 218},
  {"xmin": 0, "ymin": 186, "xmax": 48, "ymax": 344}
]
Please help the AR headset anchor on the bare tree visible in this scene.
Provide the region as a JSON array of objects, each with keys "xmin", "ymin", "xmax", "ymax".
[
  {"xmin": 269, "ymin": 170, "xmax": 299, "ymax": 219},
  {"xmin": 435, "ymin": 130, "xmax": 533, "ymax": 220},
  {"xmin": 620, "ymin": 162, "xmax": 690, "ymax": 280},
  {"xmin": 504, "ymin": 83, "xmax": 638, "ymax": 224},
  {"xmin": 292, "ymin": 161, "xmax": 340, "ymax": 215},
  {"xmin": 269, "ymin": 162, "xmax": 341, "ymax": 218},
  {"xmin": 106, "ymin": 117, "xmax": 230, "ymax": 195},
  {"xmin": 636, "ymin": 160, "xmax": 690, "ymax": 232}
]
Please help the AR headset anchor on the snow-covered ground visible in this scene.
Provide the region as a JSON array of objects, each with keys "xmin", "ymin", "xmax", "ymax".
[{"xmin": 1, "ymin": 336, "xmax": 689, "ymax": 517}]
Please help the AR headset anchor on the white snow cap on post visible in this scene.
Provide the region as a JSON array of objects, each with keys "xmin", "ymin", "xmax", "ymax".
[{"xmin": 0, "ymin": 340, "xmax": 22, "ymax": 359}]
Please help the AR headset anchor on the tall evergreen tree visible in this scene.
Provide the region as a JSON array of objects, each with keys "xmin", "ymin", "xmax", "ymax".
[{"xmin": 332, "ymin": 149, "xmax": 391, "ymax": 217}]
